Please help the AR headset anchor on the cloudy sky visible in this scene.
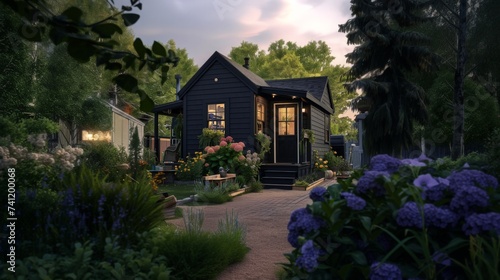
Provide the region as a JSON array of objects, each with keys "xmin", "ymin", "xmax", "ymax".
[{"xmin": 113, "ymin": 0, "xmax": 355, "ymax": 67}]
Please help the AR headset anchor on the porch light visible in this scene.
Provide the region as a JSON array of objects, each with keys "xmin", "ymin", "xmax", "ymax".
[
  {"xmin": 272, "ymin": 93, "xmax": 277, "ymax": 98},
  {"xmin": 302, "ymin": 108, "xmax": 306, "ymax": 113}
]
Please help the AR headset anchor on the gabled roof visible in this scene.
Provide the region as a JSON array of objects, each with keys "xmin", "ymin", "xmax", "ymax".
[
  {"xmin": 266, "ymin": 76, "xmax": 327, "ymax": 100},
  {"xmin": 266, "ymin": 76, "xmax": 334, "ymax": 114},
  {"xmin": 177, "ymin": 51, "xmax": 268, "ymax": 99},
  {"xmin": 159, "ymin": 51, "xmax": 334, "ymax": 115}
]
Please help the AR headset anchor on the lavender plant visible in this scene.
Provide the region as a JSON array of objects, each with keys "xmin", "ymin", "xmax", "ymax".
[{"xmin": 283, "ymin": 154, "xmax": 500, "ymax": 279}]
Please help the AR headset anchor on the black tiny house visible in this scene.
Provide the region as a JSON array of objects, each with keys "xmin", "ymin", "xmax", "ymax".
[{"xmin": 153, "ymin": 51, "xmax": 335, "ymax": 188}]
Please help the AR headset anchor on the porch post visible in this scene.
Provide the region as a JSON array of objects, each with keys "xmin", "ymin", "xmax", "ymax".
[
  {"xmin": 299, "ymin": 102, "xmax": 304, "ymax": 163},
  {"xmin": 154, "ymin": 112, "xmax": 160, "ymax": 164}
]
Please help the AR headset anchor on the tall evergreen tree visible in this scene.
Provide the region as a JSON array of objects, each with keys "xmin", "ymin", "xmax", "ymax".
[{"xmin": 339, "ymin": 0, "xmax": 438, "ymax": 157}]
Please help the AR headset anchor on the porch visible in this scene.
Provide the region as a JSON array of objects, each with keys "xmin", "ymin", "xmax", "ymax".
[{"xmin": 260, "ymin": 163, "xmax": 311, "ymax": 190}]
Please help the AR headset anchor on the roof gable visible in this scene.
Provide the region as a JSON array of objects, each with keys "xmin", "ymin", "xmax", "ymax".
[
  {"xmin": 266, "ymin": 76, "xmax": 334, "ymax": 114},
  {"xmin": 178, "ymin": 51, "xmax": 267, "ymax": 99}
]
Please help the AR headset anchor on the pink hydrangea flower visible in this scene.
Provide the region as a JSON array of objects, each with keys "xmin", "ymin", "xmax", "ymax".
[
  {"xmin": 238, "ymin": 141, "xmax": 246, "ymax": 147},
  {"xmin": 213, "ymin": 145, "xmax": 220, "ymax": 152},
  {"xmin": 204, "ymin": 146, "xmax": 212, "ymax": 152},
  {"xmin": 220, "ymin": 141, "xmax": 228, "ymax": 146},
  {"xmin": 233, "ymin": 144, "xmax": 244, "ymax": 152},
  {"xmin": 207, "ymin": 147, "xmax": 215, "ymax": 154},
  {"xmin": 226, "ymin": 136, "xmax": 233, "ymax": 143},
  {"xmin": 238, "ymin": 155, "xmax": 245, "ymax": 161}
]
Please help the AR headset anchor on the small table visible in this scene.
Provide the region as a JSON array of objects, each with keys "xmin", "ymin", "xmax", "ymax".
[{"xmin": 203, "ymin": 173, "xmax": 236, "ymax": 187}]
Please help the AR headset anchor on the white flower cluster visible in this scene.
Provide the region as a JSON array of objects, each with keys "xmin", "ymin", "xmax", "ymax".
[
  {"xmin": 27, "ymin": 134, "xmax": 47, "ymax": 148},
  {"xmin": 0, "ymin": 146, "xmax": 17, "ymax": 168},
  {"xmin": 245, "ymin": 150, "xmax": 261, "ymax": 169},
  {"xmin": 0, "ymin": 142, "xmax": 84, "ymax": 171},
  {"xmin": 53, "ymin": 146, "xmax": 84, "ymax": 171}
]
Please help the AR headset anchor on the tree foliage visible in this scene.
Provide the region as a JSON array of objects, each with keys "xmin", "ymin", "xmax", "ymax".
[
  {"xmin": 0, "ymin": 3, "xmax": 39, "ymax": 121},
  {"xmin": 424, "ymin": 70, "xmax": 500, "ymax": 146},
  {"xmin": 339, "ymin": 0, "xmax": 439, "ymax": 157},
  {"xmin": 2, "ymin": 0, "xmax": 178, "ymax": 112}
]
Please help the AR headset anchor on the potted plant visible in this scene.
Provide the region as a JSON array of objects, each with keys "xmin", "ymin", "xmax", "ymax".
[{"xmin": 302, "ymin": 129, "xmax": 315, "ymax": 144}]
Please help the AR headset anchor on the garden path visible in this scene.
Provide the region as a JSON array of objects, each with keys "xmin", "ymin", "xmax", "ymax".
[{"xmin": 167, "ymin": 178, "xmax": 338, "ymax": 280}]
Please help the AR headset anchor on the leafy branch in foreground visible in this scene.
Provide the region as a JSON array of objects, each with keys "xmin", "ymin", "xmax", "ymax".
[{"xmin": 2, "ymin": 0, "xmax": 179, "ymax": 112}]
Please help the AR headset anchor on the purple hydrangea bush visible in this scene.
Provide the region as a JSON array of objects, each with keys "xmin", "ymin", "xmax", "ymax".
[{"xmin": 283, "ymin": 154, "xmax": 500, "ymax": 279}]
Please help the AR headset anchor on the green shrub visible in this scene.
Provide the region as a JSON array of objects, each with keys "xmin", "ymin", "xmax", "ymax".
[
  {"xmin": 183, "ymin": 208, "xmax": 205, "ymax": 234},
  {"xmin": 202, "ymin": 135, "xmax": 244, "ymax": 175},
  {"xmin": 155, "ymin": 213, "xmax": 248, "ymax": 280},
  {"xmin": 16, "ymin": 166, "xmax": 165, "ymax": 256},
  {"xmin": 81, "ymin": 142, "xmax": 128, "ymax": 182},
  {"xmin": 6, "ymin": 237, "xmax": 171, "ymax": 280},
  {"xmin": 175, "ymin": 152, "xmax": 205, "ymax": 181},
  {"xmin": 234, "ymin": 150, "xmax": 261, "ymax": 184},
  {"xmin": 248, "ymin": 180, "xmax": 263, "ymax": 192},
  {"xmin": 198, "ymin": 128, "xmax": 224, "ymax": 148},
  {"xmin": 296, "ymin": 171, "xmax": 323, "ymax": 184},
  {"xmin": 194, "ymin": 181, "xmax": 240, "ymax": 204}
]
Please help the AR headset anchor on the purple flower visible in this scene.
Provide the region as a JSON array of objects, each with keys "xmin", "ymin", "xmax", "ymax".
[
  {"xmin": 413, "ymin": 174, "xmax": 438, "ymax": 188},
  {"xmin": 396, "ymin": 202, "xmax": 423, "ymax": 228},
  {"xmin": 401, "ymin": 158, "xmax": 426, "ymax": 167},
  {"xmin": 417, "ymin": 153, "xmax": 432, "ymax": 163},
  {"xmin": 287, "ymin": 208, "xmax": 325, "ymax": 248},
  {"xmin": 424, "ymin": 204, "xmax": 458, "ymax": 228},
  {"xmin": 310, "ymin": 187, "xmax": 327, "ymax": 202},
  {"xmin": 370, "ymin": 154, "xmax": 402, "ymax": 174},
  {"xmin": 370, "ymin": 262, "xmax": 402, "ymax": 280},
  {"xmin": 356, "ymin": 170, "xmax": 389, "ymax": 196},
  {"xmin": 424, "ymin": 182, "xmax": 448, "ymax": 202},
  {"xmin": 415, "ymin": 175, "xmax": 448, "ymax": 202},
  {"xmin": 450, "ymin": 186, "xmax": 489, "ymax": 214},
  {"xmin": 432, "ymin": 251, "xmax": 452, "ymax": 266},
  {"xmin": 462, "ymin": 212, "xmax": 500, "ymax": 235},
  {"xmin": 447, "ymin": 170, "xmax": 498, "ymax": 191},
  {"xmin": 295, "ymin": 240, "xmax": 321, "ymax": 272},
  {"xmin": 398, "ymin": 202, "xmax": 459, "ymax": 229},
  {"xmin": 341, "ymin": 192, "xmax": 366, "ymax": 210}
]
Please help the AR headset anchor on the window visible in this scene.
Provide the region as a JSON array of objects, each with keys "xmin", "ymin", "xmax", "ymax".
[
  {"xmin": 324, "ymin": 114, "xmax": 330, "ymax": 142},
  {"xmin": 208, "ymin": 103, "xmax": 225, "ymax": 132},
  {"xmin": 256, "ymin": 102, "xmax": 265, "ymax": 133},
  {"xmin": 257, "ymin": 103, "xmax": 265, "ymax": 121},
  {"xmin": 278, "ymin": 107, "xmax": 295, "ymax": 135}
]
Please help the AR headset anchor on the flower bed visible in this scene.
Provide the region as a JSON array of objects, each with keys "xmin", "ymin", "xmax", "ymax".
[{"xmin": 283, "ymin": 154, "xmax": 500, "ymax": 279}]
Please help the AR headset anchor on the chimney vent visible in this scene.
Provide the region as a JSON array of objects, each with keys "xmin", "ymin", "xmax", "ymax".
[{"xmin": 243, "ymin": 57, "xmax": 249, "ymax": 69}]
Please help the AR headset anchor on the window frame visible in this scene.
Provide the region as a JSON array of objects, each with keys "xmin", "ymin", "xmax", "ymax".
[{"xmin": 207, "ymin": 103, "xmax": 226, "ymax": 132}]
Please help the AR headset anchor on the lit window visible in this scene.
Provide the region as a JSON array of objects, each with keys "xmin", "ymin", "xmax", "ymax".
[
  {"xmin": 278, "ymin": 107, "xmax": 295, "ymax": 135},
  {"xmin": 208, "ymin": 103, "xmax": 225, "ymax": 132},
  {"xmin": 257, "ymin": 102, "xmax": 265, "ymax": 133},
  {"xmin": 257, "ymin": 103, "xmax": 264, "ymax": 121}
]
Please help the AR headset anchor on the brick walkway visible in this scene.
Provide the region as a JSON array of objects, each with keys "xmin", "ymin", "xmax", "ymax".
[{"xmin": 167, "ymin": 178, "xmax": 338, "ymax": 280}]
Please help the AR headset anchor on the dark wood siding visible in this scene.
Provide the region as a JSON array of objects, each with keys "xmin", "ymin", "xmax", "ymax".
[
  {"xmin": 184, "ymin": 61, "xmax": 255, "ymax": 155},
  {"xmin": 310, "ymin": 106, "xmax": 330, "ymax": 157}
]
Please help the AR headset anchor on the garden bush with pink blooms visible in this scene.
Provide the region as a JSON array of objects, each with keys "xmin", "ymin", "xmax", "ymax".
[
  {"xmin": 283, "ymin": 154, "xmax": 500, "ymax": 279},
  {"xmin": 200, "ymin": 136, "xmax": 258, "ymax": 182}
]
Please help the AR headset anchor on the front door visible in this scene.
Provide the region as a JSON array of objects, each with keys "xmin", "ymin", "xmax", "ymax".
[{"xmin": 275, "ymin": 104, "xmax": 298, "ymax": 163}]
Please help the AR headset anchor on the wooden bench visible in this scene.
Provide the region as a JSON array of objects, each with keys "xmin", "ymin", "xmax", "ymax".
[{"xmin": 203, "ymin": 173, "xmax": 236, "ymax": 187}]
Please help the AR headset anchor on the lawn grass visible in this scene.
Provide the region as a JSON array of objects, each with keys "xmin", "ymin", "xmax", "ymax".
[{"xmin": 157, "ymin": 183, "xmax": 197, "ymax": 199}]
